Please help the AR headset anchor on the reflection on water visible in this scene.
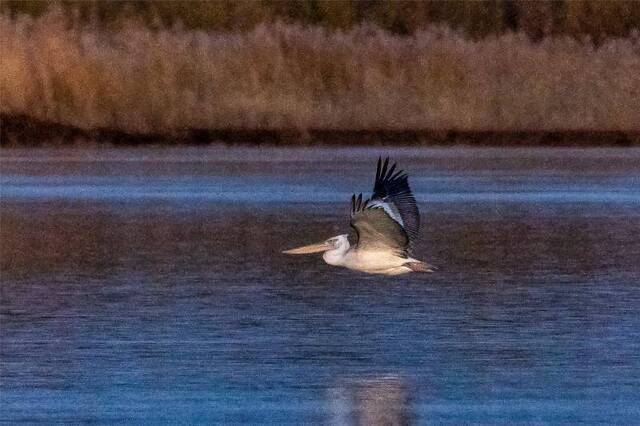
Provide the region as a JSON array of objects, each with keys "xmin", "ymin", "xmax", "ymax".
[
  {"xmin": 1, "ymin": 147, "xmax": 640, "ymax": 424},
  {"xmin": 329, "ymin": 375, "xmax": 412, "ymax": 426}
]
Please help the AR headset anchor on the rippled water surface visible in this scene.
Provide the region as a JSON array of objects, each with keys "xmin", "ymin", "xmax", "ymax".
[{"xmin": 1, "ymin": 147, "xmax": 640, "ymax": 424}]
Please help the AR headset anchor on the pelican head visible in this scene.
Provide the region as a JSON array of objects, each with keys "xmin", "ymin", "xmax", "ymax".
[{"xmin": 282, "ymin": 234, "xmax": 349, "ymax": 255}]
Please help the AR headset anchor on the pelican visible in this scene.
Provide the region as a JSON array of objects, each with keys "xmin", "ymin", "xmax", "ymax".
[{"xmin": 283, "ymin": 157, "xmax": 434, "ymax": 275}]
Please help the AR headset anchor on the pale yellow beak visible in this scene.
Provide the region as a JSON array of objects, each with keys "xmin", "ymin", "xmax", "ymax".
[{"xmin": 282, "ymin": 241, "xmax": 331, "ymax": 255}]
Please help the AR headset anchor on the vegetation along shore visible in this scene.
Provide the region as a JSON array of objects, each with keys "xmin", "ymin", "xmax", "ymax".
[{"xmin": 1, "ymin": 2, "xmax": 639, "ymax": 146}]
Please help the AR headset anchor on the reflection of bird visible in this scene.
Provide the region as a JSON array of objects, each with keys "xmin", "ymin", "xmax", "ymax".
[
  {"xmin": 328, "ymin": 375, "xmax": 413, "ymax": 425},
  {"xmin": 283, "ymin": 157, "xmax": 434, "ymax": 275}
]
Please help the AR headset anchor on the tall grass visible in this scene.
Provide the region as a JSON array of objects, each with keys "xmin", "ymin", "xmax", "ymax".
[{"xmin": 1, "ymin": 8, "xmax": 639, "ymax": 133}]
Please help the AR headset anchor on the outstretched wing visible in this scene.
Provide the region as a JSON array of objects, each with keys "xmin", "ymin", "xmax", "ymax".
[
  {"xmin": 350, "ymin": 193, "xmax": 409, "ymax": 255},
  {"xmin": 349, "ymin": 158, "xmax": 420, "ymax": 254},
  {"xmin": 370, "ymin": 157, "xmax": 420, "ymax": 245}
]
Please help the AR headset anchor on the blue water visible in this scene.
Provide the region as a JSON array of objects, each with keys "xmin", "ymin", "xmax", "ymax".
[{"xmin": 1, "ymin": 147, "xmax": 640, "ymax": 424}]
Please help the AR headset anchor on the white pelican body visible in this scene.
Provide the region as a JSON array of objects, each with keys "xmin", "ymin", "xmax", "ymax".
[
  {"xmin": 284, "ymin": 157, "xmax": 434, "ymax": 276},
  {"xmin": 320, "ymin": 235, "xmax": 423, "ymax": 275}
]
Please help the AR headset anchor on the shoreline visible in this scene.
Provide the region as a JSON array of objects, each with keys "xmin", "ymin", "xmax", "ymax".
[{"xmin": 2, "ymin": 114, "xmax": 639, "ymax": 147}]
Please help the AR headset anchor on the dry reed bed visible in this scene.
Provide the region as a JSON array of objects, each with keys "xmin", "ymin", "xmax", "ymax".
[{"xmin": 1, "ymin": 10, "xmax": 640, "ymax": 134}]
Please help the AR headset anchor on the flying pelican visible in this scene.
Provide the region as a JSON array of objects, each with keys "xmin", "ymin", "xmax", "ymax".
[{"xmin": 283, "ymin": 157, "xmax": 434, "ymax": 275}]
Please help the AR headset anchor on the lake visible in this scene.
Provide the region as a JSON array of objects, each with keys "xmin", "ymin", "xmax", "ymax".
[{"xmin": 1, "ymin": 147, "xmax": 639, "ymax": 424}]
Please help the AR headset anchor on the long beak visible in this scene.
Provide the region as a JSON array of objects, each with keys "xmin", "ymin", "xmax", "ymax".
[{"xmin": 282, "ymin": 241, "xmax": 331, "ymax": 255}]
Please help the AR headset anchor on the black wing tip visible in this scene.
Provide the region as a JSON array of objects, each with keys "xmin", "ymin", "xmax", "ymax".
[
  {"xmin": 376, "ymin": 156, "xmax": 388, "ymax": 181},
  {"xmin": 351, "ymin": 192, "xmax": 373, "ymax": 215},
  {"xmin": 375, "ymin": 156, "xmax": 405, "ymax": 186}
]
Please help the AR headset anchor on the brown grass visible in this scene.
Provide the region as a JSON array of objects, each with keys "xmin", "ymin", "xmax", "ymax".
[{"xmin": 1, "ymin": 8, "xmax": 639, "ymax": 135}]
